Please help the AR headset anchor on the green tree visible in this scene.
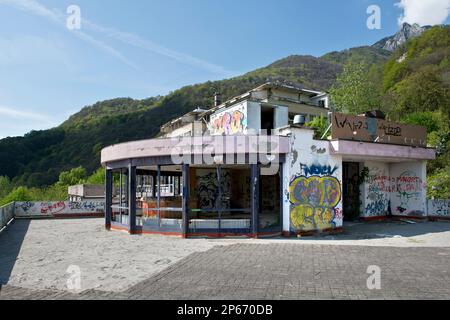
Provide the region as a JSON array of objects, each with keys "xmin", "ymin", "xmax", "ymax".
[
  {"xmin": 0, "ymin": 187, "xmax": 32, "ymax": 206},
  {"xmin": 57, "ymin": 167, "xmax": 87, "ymax": 186},
  {"xmin": 305, "ymin": 115, "xmax": 330, "ymax": 139},
  {"xmin": 86, "ymin": 168, "xmax": 105, "ymax": 184},
  {"xmin": 330, "ymin": 62, "xmax": 382, "ymax": 114},
  {"xmin": 428, "ymin": 167, "xmax": 450, "ymax": 199},
  {"xmin": 0, "ymin": 176, "xmax": 12, "ymax": 200}
]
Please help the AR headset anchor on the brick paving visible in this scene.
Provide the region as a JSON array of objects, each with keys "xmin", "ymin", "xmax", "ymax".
[{"xmin": 1, "ymin": 243, "xmax": 449, "ymax": 300}]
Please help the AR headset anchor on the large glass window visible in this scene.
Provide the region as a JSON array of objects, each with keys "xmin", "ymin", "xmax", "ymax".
[
  {"xmin": 137, "ymin": 166, "xmax": 183, "ymax": 233},
  {"xmin": 111, "ymin": 169, "xmax": 129, "ymax": 225},
  {"xmin": 189, "ymin": 166, "xmax": 252, "ymax": 234}
]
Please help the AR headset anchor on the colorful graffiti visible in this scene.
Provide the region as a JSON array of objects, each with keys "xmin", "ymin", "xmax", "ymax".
[
  {"xmin": 396, "ymin": 171, "xmax": 423, "ymax": 214},
  {"xmin": 300, "ymin": 163, "xmax": 338, "ymax": 177},
  {"xmin": 212, "ymin": 110, "xmax": 246, "ymax": 135},
  {"xmin": 40, "ymin": 201, "xmax": 66, "ymax": 214},
  {"xmin": 289, "ymin": 176, "xmax": 342, "ymax": 231}
]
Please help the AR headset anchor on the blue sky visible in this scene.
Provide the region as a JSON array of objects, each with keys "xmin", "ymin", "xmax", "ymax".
[{"xmin": 0, "ymin": 0, "xmax": 449, "ymax": 138}]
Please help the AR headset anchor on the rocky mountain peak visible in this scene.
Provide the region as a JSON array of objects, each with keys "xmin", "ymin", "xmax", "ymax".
[{"xmin": 373, "ymin": 23, "xmax": 430, "ymax": 52}]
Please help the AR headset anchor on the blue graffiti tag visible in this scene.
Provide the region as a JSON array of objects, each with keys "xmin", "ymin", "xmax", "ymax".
[{"xmin": 300, "ymin": 163, "xmax": 338, "ymax": 177}]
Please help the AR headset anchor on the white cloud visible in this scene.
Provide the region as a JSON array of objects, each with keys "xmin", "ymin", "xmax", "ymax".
[{"xmin": 396, "ymin": 0, "xmax": 450, "ymax": 26}]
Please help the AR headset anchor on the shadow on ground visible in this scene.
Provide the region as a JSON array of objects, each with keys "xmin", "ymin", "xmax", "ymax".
[
  {"xmin": 0, "ymin": 219, "xmax": 31, "ymax": 285},
  {"xmin": 298, "ymin": 220, "xmax": 450, "ymax": 241}
]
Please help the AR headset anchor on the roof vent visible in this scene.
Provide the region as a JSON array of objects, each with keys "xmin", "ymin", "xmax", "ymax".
[
  {"xmin": 293, "ymin": 115, "xmax": 306, "ymax": 126},
  {"xmin": 214, "ymin": 92, "xmax": 221, "ymax": 107}
]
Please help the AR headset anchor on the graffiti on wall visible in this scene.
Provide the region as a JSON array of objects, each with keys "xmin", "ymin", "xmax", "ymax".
[
  {"xmin": 300, "ymin": 163, "xmax": 338, "ymax": 177},
  {"xmin": 41, "ymin": 201, "xmax": 66, "ymax": 214},
  {"xmin": 14, "ymin": 201, "xmax": 105, "ymax": 217},
  {"xmin": 196, "ymin": 170, "xmax": 231, "ymax": 210},
  {"xmin": 428, "ymin": 199, "xmax": 450, "ymax": 217},
  {"xmin": 289, "ymin": 175, "xmax": 342, "ymax": 231},
  {"xmin": 211, "ymin": 110, "xmax": 246, "ymax": 135},
  {"xmin": 332, "ymin": 113, "xmax": 427, "ymax": 147},
  {"xmin": 17, "ymin": 201, "xmax": 34, "ymax": 213},
  {"xmin": 395, "ymin": 171, "xmax": 423, "ymax": 214},
  {"xmin": 364, "ymin": 168, "xmax": 391, "ymax": 216}
]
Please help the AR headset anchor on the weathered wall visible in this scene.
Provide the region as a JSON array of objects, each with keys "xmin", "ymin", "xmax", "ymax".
[
  {"xmin": 282, "ymin": 127, "xmax": 343, "ymax": 233},
  {"xmin": 14, "ymin": 201, "xmax": 105, "ymax": 218},
  {"xmin": 361, "ymin": 161, "xmax": 391, "ymax": 218},
  {"xmin": 390, "ymin": 162, "xmax": 427, "ymax": 217},
  {"xmin": 428, "ymin": 199, "xmax": 450, "ymax": 218},
  {"xmin": 0, "ymin": 203, "xmax": 15, "ymax": 230}
]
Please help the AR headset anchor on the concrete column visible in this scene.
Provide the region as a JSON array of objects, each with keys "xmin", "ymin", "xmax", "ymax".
[
  {"xmin": 157, "ymin": 165, "xmax": 161, "ymax": 227},
  {"xmin": 128, "ymin": 165, "xmax": 137, "ymax": 234},
  {"xmin": 279, "ymin": 164, "xmax": 284, "ymax": 234},
  {"xmin": 182, "ymin": 164, "xmax": 190, "ymax": 238},
  {"xmin": 105, "ymin": 169, "xmax": 112, "ymax": 230},
  {"xmin": 251, "ymin": 164, "xmax": 260, "ymax": 237}
]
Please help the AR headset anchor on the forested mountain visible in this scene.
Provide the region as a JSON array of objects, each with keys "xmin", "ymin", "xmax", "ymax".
[{"xmin": 0, "ymin": 25, "xmax": 448, "ymax": 192}]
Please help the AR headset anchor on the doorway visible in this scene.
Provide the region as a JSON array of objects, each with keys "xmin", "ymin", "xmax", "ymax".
[
  {"xmin": 261, "ymin": 107, "xmax": 275, "ymax": 134},
  {"xmin": 342, "ymin": 162, "xmax": 361, "ymax": 221}
]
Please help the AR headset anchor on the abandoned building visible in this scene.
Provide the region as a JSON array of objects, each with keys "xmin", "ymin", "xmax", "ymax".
[
  {"xmin": 101, "ymin": 82, "xmax": 436, "ymax": 237},
  {"xmin": 68, "ymin": 184, "xmax": 106, "ymax": 202}
]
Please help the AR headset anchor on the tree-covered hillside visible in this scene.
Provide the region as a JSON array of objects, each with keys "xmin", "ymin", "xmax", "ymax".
[{"xmin": 330, "ymin": 25, "xmax": 449, "ymax": 198}]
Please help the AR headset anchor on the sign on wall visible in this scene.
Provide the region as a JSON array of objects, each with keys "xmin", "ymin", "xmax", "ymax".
[{"xmin": 332, "ymin": 113, "xmax": 427, "ymax": 147}]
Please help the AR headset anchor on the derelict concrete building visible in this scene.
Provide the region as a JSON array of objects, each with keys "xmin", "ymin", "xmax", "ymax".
[{"xmin": 101, "ymin": 83, "xmax": 435, "ymax": 237}]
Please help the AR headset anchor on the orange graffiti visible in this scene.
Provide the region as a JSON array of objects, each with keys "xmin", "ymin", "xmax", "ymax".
[{"xmin": 213, "ymin": 111, "xmax": 245, "ymax": 135}]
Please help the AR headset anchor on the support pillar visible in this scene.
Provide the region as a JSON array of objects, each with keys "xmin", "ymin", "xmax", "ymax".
[
  {"xmin": 251, "ymin": 164, "xmax": 260, "ymax": 238},
  {"xmin": 182, "ymin": 164, "xmax": 190, "ymax": 238},
  {"xmin": 128, "ymin": 164, "xmax": 137, "ymax": 234},
  {"xmin": 105, "ymin": 169, "xmax": 112, "ymax": 230},
  {"xmin": 157, "ymin": 165, "xmax": 161, "ymax": 227},
  {"xmin": 279, "ymin": 164, "xmax": 284, "ymax": 234}
]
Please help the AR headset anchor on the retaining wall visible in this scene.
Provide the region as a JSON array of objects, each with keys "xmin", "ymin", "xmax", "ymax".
[
  {"xmin": 0, "ymin": 202, "xmax": 15, "ymax": 230},
  {"xmin": 14, "ymin": 201, "xmax": 105, "ymax": 218}
]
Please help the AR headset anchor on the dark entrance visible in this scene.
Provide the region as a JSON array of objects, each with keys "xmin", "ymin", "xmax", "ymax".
[
  {"xmin": 261, "ymin": 107, "xmax": 275, "ymax": 134},
  {"xmin": 342, "ymin": 162, "xmax": 361, "ymax": 221}
]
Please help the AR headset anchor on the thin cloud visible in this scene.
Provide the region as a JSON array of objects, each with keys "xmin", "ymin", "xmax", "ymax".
[
  {"xmin": 0, "ymin": 0, "xmax": 138, "ymax": 69},
  {"xmin": 1, "ymin": 0, "xmax": 231, "ymax": 75},
  {"xmin": 396, "ymin": 0, "xmax": 450, "ymax": 26},
  {"xmin": 82, "ymin": 20, "xmax": 232, "ymax": 76},
  {"xmin": 0, "ymin": 105, "xmax": 55, "ymax": 123}
]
